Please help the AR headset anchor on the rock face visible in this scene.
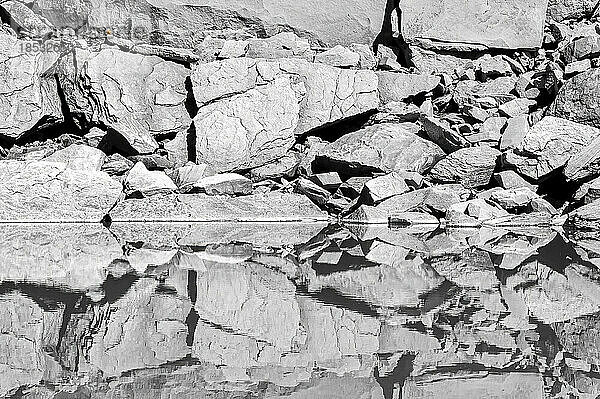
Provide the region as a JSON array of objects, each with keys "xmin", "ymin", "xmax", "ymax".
[
  {"xmin": 109, "ymin": 192, "xmax": 328, "ymax": 222},
  {"xmin": 58, "ymin": 48, "xmax": 191, "ymax": 154},
  {"xmin": 44, "ymin": 144, "xmax": 106, "ymax": 171},
  {"xmin": 189, "ymin": 57, "xmax": 378, "ymax": 172},
  {"xmin": 505, "ymin": 116, "xmax": 600, "ymax": 181},
  {"xmin": 568, "ymin": 199, "xmax": 600, "ymax": 230},
  {"xmin": 0, "ymin": 33, "xmax": 62, "ymax": 141},
  {"xmin": 315, "ymin": 123, "xmax": 445, "ymax": 176},
  {"xmin": 398, "ymin": 0, "xmax": 548, "ymax": 49},
  {"xmin": 32, "ymin": 0, "xmax": 385, "ymax": 47},
  {"xmin": 124, "ymin": 162, "xmax": 177, "ymax": 197},
  {"xmin": 429, "ymin": 146, "xmax": 500, "ymax": 188},
  {"xmin": 549, "ymin": 68, "xmax": 600, "ymax": 129},
  {"xmin": 0, "ymin": 160, "xmax": 121, "ymax": 222}
]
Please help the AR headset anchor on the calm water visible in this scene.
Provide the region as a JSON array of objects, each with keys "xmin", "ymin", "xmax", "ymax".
[{"xmin": 1, "ymin": 222, "xmax": 599, "ymax": 398}]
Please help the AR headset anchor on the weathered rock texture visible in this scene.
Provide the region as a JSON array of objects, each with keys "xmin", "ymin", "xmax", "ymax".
[
  {"xmin": 0, "ymin": 33, "xmax": 62, "ymax": 141},
  {"xmin": 549, "ymin": 68, "xmax": 600, "ymax": 129},
  {"xmin": 398, "ymin": 0, "xmax": 549, "ymax": 49},
  {"xmin": 0, "ymin": 161, "xmax": 121, "ymax": 222},
  {"xmin": 58, "ymin": 48, "xmax": 191, "ymax": 154}
]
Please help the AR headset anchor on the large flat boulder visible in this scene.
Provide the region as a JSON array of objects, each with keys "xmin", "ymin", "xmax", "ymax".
[
  {"xmin": 549, "ymin": 68, "xmax": 600, "ymax": 129},
  {"xmin": 399, "ymin": 0, "xmax": 548, "ymax": 49},
  {"xmin": 32, "ymin": 0, "xmax": 386, "ymax": 47},
  {"xmin": 429, "ymin": 146, "xmax": 500, "ymax": 188},
  {"xmin": 58, "ymin": 48, "xmax": 191, "ymax": 154},
  {"xmin": 109, "ymin": 192, "xmax": 329, "ymax": 222},
  {"xmin": 0, "ymin": 161, "xmax": 121, "ymax": 222},
  {"xmin": 315, "ymin": 123, "xmax": 445, "ymax": 176},
  {"xmin": 505, "ymin": 116, "xmax": 600, "ymax": 181},
  {"xmin": 0, "ymin": 33, "xmax": 62, "ymax": 141}
]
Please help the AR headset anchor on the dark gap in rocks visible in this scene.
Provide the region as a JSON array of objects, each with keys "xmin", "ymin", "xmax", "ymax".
[
  {"xmin": 187, "ymin": 270, "xmax": 198, "ymax": 304},
  {"xmin": 536, "ymin": 168, "xmax": 580, "ymax": 206},
  {"xmin": 298, "ymin": 111, "xmax": 376, "ymax": 144},
  {"xmin": 311, "ymin": 156, "xmax": 381, "ymax": 180},
  {"xmin": 312, "ymin": 254, "xmax": 378, "ymax": 275},
  {"xmin": 373, "ymin": 0, "xmax": 414, "ymax": 68},
  {"xmin": 295, "ymin": 285, "xmax": 382, "ymax": 317},
  {"xmin": 56, "ymin": 301, "xmax": 76, "ymax": 360},
  {"xmin": 419, "ymin": 280, "xmax": 459, "ymax": 314},
  {"xmin": 186, "ymin": 123, "xmax": 197, "ymax": 163},
  {"xmin": 53, "ymin": 73, "xmax": 80, "ymax": 135},
  {"xmin": 155, "ymin": 285, "xmax": 178, "ymax": 295},
  {"xmin": 0, "ymin": 281, "xmax": 84, "ymax": 312},
  {"xmin": 101, "ymin": 126, "xmax": 140, "ymax": 156},
  {"xmin": 184, "ymin": 76, "xmax": 199, "ymax": 119},
  {"xmin": 185, "ymin": 308, "xmax": 200, "ymax": 347},
  {"xmin": 375, "ymin": 353, "xmax": 416, "ymax": 399},
  {"xmin": 99, "ymin": 273, "xmax": 139, "ymax": 304}
]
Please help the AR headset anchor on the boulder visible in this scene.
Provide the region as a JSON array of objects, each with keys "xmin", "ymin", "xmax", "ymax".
[
  {"xmin": 171, "ymin": 163, "xmax": 216, "ymax": 192},
  {"xmin": 33, "ymin": 0, "xmax": 385, "ymax": 47},
  {"xmin": 499, "ymin": 115, "xmax": 529, "ymax": 151},
  {"xmin": 564, "ymin": 133, "xmax": 600, "ymax": 182},
  {"xmin": 547, "ymin": 0, "xmax": 600, "ymax": 21},
  {"xmin": 57, "ymin": 48, "xmax": 191, "ymax": 154},
  {"xmin": 505, "ymin": 116, "xmax": 600, "ymax": 180},
  {"xmin": 194, "ymin": 173, "xmax": 253, "ymax": 196},
  {"xmin": 315, "ymin": 123, "xmax": 445, "ymax": 176},
  {"xmin": 549, "ymin": 68, "xmax": 600, "ymax": 129},
  {"xmin": 124, "ymin": 162, "xmax": 177, "ymax": 197},
  {"xmin": 398, "ymin": 0, "xmax": 548, "ymax": 49},
  {"xmin": 420, "ymin": 116, "xmax": 470, "ymax": 153},
  {"xmin": 568, "ymin": 199, "xmax": 600, "ymax": 231},
  {"xmin": 429, "ymin": 146, "xmax": 500, "ymax": 188},
  {"xmin": 0, "ymin": 33, "xmax": 62, "ymax": 141},
  {"xmin": 109, "ymin": 192, "xmax": 328, "ymax": 222},
  {"xmin": 0, "ymin": 160, "xmax": 121, "ymax": 222},
  {"xmin": 494, "ymin": 170, "xmax": 537, "ymax": 191},
  {"xmin": 193, "ymin": 76, "xmax": 299, "ymax": 173},
  {"xmin": 314, "ymin": 45, "xmax": 360, "ymax": 68},
  {"xmin": 362, "ymin": 172, "xmax": 411, "ymax": 204},
  {"xmin": 43, "ymin": 144, "xmax": 106, "ymax": 171},
  {"xmin": 377, "ymin": 72, "xmax": 441, "ymax": 103},
  {"xmin": 191, "ymin": 57, "xmax": 378, "ymax": 135},
  {"xmin": 249, "ymin": 152, "xmax": 301, "ymax": 182},
  {"xmin": 246, "ymin": 33, "xmax": 314, "ymax": 60}
]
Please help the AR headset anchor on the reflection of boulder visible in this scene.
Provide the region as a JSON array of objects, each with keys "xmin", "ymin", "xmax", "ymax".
[
  {"xmin": 508, "ymin": 261, "xmax": 600, "ymax": 323},
  {"xmin": 194, "ymin": 262, "xmax": 301, "ymax": 350},
  {"xmin": 554, "ymin": 314, "xmax": 600, "ymax": 367},
  {"xmin": 0, "ymin": 224, "xmax": 123, "ymax": 290},
  {"xmin": 0, "ymin": 293, "xmax": 63, "ymax": 396},
  {"xmin": 86, "ymin": 278, "xmax": 191, "ymax": 377},
  {"xmin": 403, "ymin": 373, "xmax": 543, "ymax": 398}
]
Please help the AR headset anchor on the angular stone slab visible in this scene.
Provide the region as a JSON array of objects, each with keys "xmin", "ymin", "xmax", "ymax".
[
  {"xmin": 399, "ymin": 0, "xmax": 548, "ymax": 49},
  {"xmin": 0, "ymin": 161, "xmax": 122, "ymax": 222},
  {"xmin": 568, "ymin": 200, "xmax": 600, "ymax": 231},
  {"xmin": 109, "ymin": 192, "xmax": 329, "ymax": 223}
]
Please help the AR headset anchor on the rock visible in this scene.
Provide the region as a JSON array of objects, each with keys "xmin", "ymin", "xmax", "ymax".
[
  {"xmin": 447, "ymin": 198, "xmax": 509, "ymax": 227},
  {"xmin": 420, "ymin": 115, "xmax": 470, "ymax": 153},
  {"xmin": 309, "ymin": 172, "xmax": 343, "ymax": 192},
  {"xmin": 0, "ymin": 33, "xmax": 62, "ymax": 141},
  {"xmin": 565, "ymin": 34, "xmax": 600, "ymax": 62},
  {"xmin": 128, "ymin": 154, "xmax": 174, "ymax": 171},
  {"xmin": 0, "ymin": 160, "xmax": 121, "ymax": 222},
  {"xmin": 193, "ymin": 75, "xmax": 299, "ymax": 173},
  {"xmin": 84, "ymin": 127, "xmax": 107, "ymax": 148},
  {"xmin": 568, "ymin": 199, "xmax": 600, "ymax": 230},
  {"xmin": 549, "ymin": 69, "xmax": 600, "ymax": 129},
  {"xmin": 494, "ymin": 171, "xmax": 537, "ymax": 191},
  {"xmin": 462, "ymin": 105, "xmax": 490, "ymax": 123},
  {"xmin": 377, "ymin": 72, "xmax": 441, "ymax": 103},
  {"xmin": 0, "ymin": 1, "xmax": 52, "ymax": 37},
  {"xmin": 295, "ymin": 178, "xmax": 331, "ymax": 206},
  {"xmin": 371, "ymin": 102, "xmax": 421, "ymax": 124},
  {"xmin": 34, "ymin": 0, "xmax": 384, "ymax": 47},
  {"xmin": 565, "ymin": 59, "xmax": 592, "ymax": 76},
  {"xmin": 468, "ymin": 116, "xmax": 505, "ymax": 144},
  {"xmin": 362, "ymin": 172, "xmax": 411, "ymax": 205},
  {"xmin": 191, "ymin": 57, "xmax": 378, "ymax": 135},
  {"xmin": 498, "ymin": 98, "xmax": 536, "ymax": 118},
  {"xmin": 505, "ymin": 116, "xmax": 600, "ymax": 180},
  {"xmin": 388, "ymin": 212, "xmax": 440, "ymax": 227},
  {"xmin": 338, "ymin": 177, "xmax": 372, "ymax": 199},
  {"xmin": 315, "ymin": 123, "xmax": 445, "ymax": 176},
  {"xmin": 477, "ymin": 54, "xmax": 513, "ymax": 79},
  {"xmin": 194, "ymin": 173, "xmax": 253, "ymax": 196},
  {"xmin": 547, "ymin": 0, "xmax": 600, "ymax": 21},
  {"xmin": 249, "ymin": 152, "xmax": 301, "ymax": 182},
  {"xmin": 488, "ymin": 187, "xmax": 538, "ymax": 210},
  {"xmin": 44, "ymin": 144, "xmax": 106, "ymax": 171},
  {"xmin": 349, "ymin": 43, "xmax": 377, "ymax": 70},
  {"xmin": 101, "ymin": 153, "xmax": 134, "ymax": 176},
  {"xmin": 398, "ymin": 0, "xmax": 547, "ymax": 49},
  {"xmin": 376, "ymin": 45, "xmax": 404, "ymax": 71},
  {"xmin": 314, "ymin": 45, "xmax": 360, "ymax": 68},
  {"xmin": 246, "ymin": 33, "xmax": 314, "ymax": 60},
  {"xmin": 563, "ymin": 132, "xmax": 600, "ymax": 182},
  {"xmin": 500, "ymin": 115, "xmax": 530, "ymax": 151},
  {"xmin": 129, "ymin": 43, "xmax": 201, "ymax": 63},
  {"xmin": 109, "ymin": 192, "xmax": 328, "ymax": 223},
  {"xmin": 429, "ymin": 146, "xmax": 500, "ymax": 189},
  {"xmin": 58, "ymin": 48, "xmax": 191, "ymax": 154},
  {"xmin": 171, "ymin": 163, "xmax": 216, "ymax": 193},
  {"xmin": 124, "ymin": 162, "xmax": 177, "ymax": 197},
  {"xmin": 410, "ymin": 46, "xmax": 474, "ymax": 75},
  {"xmin": 218, "ymin": 39, "xmax": 249, "ymax": 59}
]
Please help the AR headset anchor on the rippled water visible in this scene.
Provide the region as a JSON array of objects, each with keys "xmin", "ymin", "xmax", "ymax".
[{"xmin": 1, "ymin": 222, "xmax": 599, "ymax": 398}]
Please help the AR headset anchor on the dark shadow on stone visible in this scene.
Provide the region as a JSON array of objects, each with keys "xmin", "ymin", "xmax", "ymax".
[
  {"xmin": 373, "ymin": 0, "xmax": 414, "ymax": 68},
  {"xmin": 184, "ymin": 76, "xmax": 199, "ymax": 119},
  {"xmin": 298, "ymin": 111, "xmax": 377, "ymax": 144},
  {"xmin": 186, "ymin": 123, "xmax": 197, "ymax": 163},
  {"xmin": 375, "ymin": 353, "xmax": 416, "ymax": 399}
]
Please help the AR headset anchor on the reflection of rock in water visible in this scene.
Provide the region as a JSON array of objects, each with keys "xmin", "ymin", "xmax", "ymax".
[{"xmin": 2, "ymin": 224, "xmax": 600, "ymax": 397}]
